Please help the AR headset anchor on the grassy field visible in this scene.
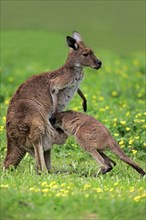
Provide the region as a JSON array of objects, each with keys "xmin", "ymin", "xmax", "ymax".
[{"xmin": 0, "ymin": 30, "xmax": 146, "ymax": 220}]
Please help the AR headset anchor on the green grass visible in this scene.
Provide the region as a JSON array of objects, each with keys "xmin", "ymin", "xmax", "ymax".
[{"xmin": 0, "ymin": 31, "xmax": 146, "ymax": 220}]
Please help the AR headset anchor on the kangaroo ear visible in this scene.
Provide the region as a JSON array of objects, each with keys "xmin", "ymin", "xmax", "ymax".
[
  {"xmin": 72, "ymin": 32, "xmax": 82, "ymax": 42},
  {"xmin": 66, "ymin": 36, "xmax": 78, "ymax": 50}
]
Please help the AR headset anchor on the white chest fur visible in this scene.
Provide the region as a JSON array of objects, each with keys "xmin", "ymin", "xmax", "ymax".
[{"xmin": 58, "ymin": 68, "xmax": 84, "ymax": 111}]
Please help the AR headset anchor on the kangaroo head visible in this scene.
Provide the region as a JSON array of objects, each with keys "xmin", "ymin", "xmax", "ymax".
[
  {"xmin": 54, "ymin": 112, "xmax": 64, "ymax": 128},
  {"xmin": 66, "ymin": 32, "xmax": 102, "ymax": 70},
  {"xmin": 55, "ymin": 111, "xmax": 73, "ymax": 130}
]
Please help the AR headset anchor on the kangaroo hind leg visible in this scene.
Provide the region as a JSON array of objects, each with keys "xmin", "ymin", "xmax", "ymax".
[
  {"xmin": 90, "ymin": 150, "xmax": 112, "ymax": 175},
  {"xmin": 44, "ymin": 149, "xmax": 51, "ymax": 172},
  {"xmin": 99, "ymin": 151, "xmax": 116, "ymax": 167},
  {"xmin": 3, "ymin": 139, "xmax": 26, "ymax": 170},
  {"xmin": 33, "ymin": 141, "xmax": 47, "ymax": 173},
  {"xmin": 29, "ymin": 119, "xmax": 47, "ymax": 173}
]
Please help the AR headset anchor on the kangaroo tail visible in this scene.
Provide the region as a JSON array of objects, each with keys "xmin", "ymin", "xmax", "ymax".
[{"xmin": 108, "ymin": 139, "xmax": 145, "ymax": 176}]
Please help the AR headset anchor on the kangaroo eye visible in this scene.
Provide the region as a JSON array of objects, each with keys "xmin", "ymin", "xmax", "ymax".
[{"xmin": 83, "ymin": 53, "xmax": 88, "ymax": 57}]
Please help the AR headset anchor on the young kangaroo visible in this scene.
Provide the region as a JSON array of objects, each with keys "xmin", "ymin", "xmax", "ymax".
[
  {"xmin": 4, "ymin": 32, "xmax": 102, "ymax": 172},
  {"xmin": 55, "ymin": 110, "xmax": 145, "ymax": 176}
]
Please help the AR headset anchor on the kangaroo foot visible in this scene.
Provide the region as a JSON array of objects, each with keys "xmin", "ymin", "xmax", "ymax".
[{"xmin": 99, "ymin": 166, "xmax": 113, "ymax": 175}]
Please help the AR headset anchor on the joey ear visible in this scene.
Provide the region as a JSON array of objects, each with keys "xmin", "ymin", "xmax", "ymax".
[
  {"xmin": 66, "ymin": 36, "xmax": 78, "ymax": 50},
  {"xmin": 72, "ymin": 32, "xmax": 82, "ymax": 42}
]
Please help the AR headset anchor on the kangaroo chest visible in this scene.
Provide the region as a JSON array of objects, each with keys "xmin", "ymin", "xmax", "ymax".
[{"xmin": 57, "ymin": 70, "xmax": 84, "ymax": 111}]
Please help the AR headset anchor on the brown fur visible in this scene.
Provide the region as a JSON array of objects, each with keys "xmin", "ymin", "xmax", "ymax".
[
  {"xmin": 4, "ymin": 32, "xmax": 102, "ymax": 172},
  {"xmin": 55, "ymin": 110, "xmax": 146, "ymax": 176}
]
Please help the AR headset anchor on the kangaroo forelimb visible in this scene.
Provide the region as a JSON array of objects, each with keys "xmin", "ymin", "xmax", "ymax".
[{"xmin": 77, "ymin": 89, "xmax": 87, "ymax": 112}]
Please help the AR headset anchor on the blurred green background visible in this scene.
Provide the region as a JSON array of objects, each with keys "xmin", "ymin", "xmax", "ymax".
[{"xmin": 1, "ymin": 0, "xmax": 145, "ymax": 54}]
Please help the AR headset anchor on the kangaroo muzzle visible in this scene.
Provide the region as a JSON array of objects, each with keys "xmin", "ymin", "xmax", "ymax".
[{"xmin": 93, "ymin": 59, "xmax": 102, "ymax": 70}]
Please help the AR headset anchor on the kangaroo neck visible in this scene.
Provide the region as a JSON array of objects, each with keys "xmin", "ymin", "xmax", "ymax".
[{"xmin": 65, "ymin": 52, "xmax": 83, "ymax": 73}]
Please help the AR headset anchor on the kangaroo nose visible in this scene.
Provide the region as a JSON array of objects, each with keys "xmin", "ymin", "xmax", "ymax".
[
  {"xmin": 93, "ymin": 59, "xmax": 102, "ymax": 69},
  {"xmin": 98, "ymin": 60, "xmax": 102, "ymax": 66}
]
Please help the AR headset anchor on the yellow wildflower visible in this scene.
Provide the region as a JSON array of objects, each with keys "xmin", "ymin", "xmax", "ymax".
[
  {"xmin": 105, "ymin": 106, "xmax": 109, "ymax": 110},
  {"xmin": 41, "ymin": 182, "xmax": 48, "ymax": 187},
  {"xmin": 100, "ymin": 108, "xmax": 105, "ymax": 112},
  {"xmin": 136, "ymin": 113, "xmax": 142, "ymax": 118},
  {"xmin": 4, "ymin": 98, "xmax": 10, "ymax": 105},
  {"xmin": 137, "ymin": 93, "xmax": 143, "ymax": 98},
  {"xmin": 125, "ymin": 127, "xmax": 130, "ymax": 131},
  {"xmin": 135, "ymin": 136, "xmax": 140, "ymax": 140},
  {"xmin": 129, "ymin": 140, "xmax": 133, "ymax": 145},
  {"xmin": 131, "ymin": 149, "xmax": 137, "ymax": 155},
  {"xmin": 134, "ymin": 193, "xmax": 146, "ymax": 202},
  {"xmin": 0, "ymin": 184, "xmax": 9, "ymax": 188},
  {"xmin": 113, "ymin": 123, "xmax": 117, "ymax": 127},
  {"xmin": 29, "ymin": 187, "xmax": 35, "ymax": 191},
  {"xmin": 126, "ymin": 112, "xmax": 130, "ymax": 116},
  {"xmin": 49, "ymin": 181, "xmax": 57, "ymax": 188},
  {"xmin": 114, "ymin": 133, "xmax": 119, "ymax": 137},
  {"xmin": 96, "ymin": 188, "xmax": 103, "ymax": 193},
  {"xmin": 111, "ymin": 91, "xmax": 118, "ymax": 97},
  {"xmin": 114, "ymin": 182, "xmax": 119, "ymax": 186},
  {"xmin": 120, "ymin": 145, "xmax": 125, "ymax": 148},
  {"xmin": 34, "ymin": 189, "xmax": 41, "ymax": 192},
  {"xmin": 142, "ymin": 124, "xmax": 146, "ymax": 129},
  {"xmin": 119, "ymin": 140, "xmax": 124, "ymax": 145},
  {"xmin": 109, "ymin": 188, "xmax": 113, "ymax": 192},
  {"xmin": 122, "ymin": 104, "xmax": 127, "ymax": 108},
  {"xmin": 98, "ymin": 96, "xmax": 104, "ymax": 101},
  {"xmin": 2, "ymin": 116, "xmax": 6, "ymax": 123},
  {"xmin": 130, "ymin": 187, "xmax": 135, "ymax": 192},
  {"xmin": 42, "ymin": 188, "xmax": 49, "ymax": 193},
  {"xmin": 92, "ymin": 95, "xmax": 97, "ymax": 100},
  {"xmin": 120, "ymin": 120, "xmax": 126, "ymax": 125},
  {"xmin": 83, "ymin": 184, "xmax": 91, "ymax": 190},
  {"xmin": 0, "ymin": 126, "xmax": 4, "ymax": 132}
]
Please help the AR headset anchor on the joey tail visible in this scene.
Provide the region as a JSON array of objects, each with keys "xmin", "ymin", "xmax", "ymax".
[{"xmin": 108, "ymin": 139, "xmax": 146, "ymax": 176}]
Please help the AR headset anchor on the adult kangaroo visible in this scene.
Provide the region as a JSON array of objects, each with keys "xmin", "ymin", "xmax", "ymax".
[{"xmin": 4, "ymin": 32, "xmax": 102, "ymax": 172}]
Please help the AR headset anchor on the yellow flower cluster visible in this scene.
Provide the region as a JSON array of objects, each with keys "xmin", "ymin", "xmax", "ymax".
[
  {"xmin": 133, "ymin": 193, "xmax": 146, "ymax": 202},
  {"xmin": 0, "ymin": 126, "xmax": 4, "ymax": 132},
  {"xmin": 4, "ymin": 98, "xmax": 10, "ymax": 105},
  {"xmin": 111, "ymin": 91, "xmax": 118, "ymax": 97},
  {"xmin": 0, "ymin": 184, "xmax": 9, "ymax": 188}
]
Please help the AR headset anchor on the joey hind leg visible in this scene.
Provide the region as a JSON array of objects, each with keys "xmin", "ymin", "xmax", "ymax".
[
  {"xmin": 90, "ymin": 150, "xmax": 112, "ymax": 175},
  {"xmin": 99, "ymin": 151, "xmax": 116, "ymax": 168},
  {"xmin": 4, "ymin": 140, "xmax": 26, "ymax": 170}
]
